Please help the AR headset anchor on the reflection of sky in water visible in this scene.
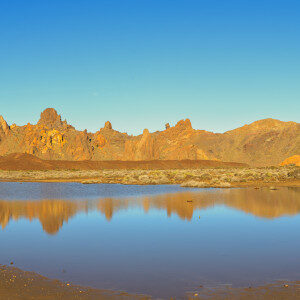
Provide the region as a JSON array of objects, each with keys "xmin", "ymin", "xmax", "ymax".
[{"xmin": 0, "ymin": 183, "xmax": 300, "ymax": 298}]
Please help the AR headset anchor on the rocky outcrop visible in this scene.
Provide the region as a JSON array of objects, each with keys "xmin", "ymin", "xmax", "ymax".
[
  {"xmin": 0, "ymin": 116, "xmax": 9, "ymax": 136},
  {"xmin": 0, "ymin": 108, "xmax": 298, "ymax": 166},
  {"xmin": 37, "ymin": 108, "xmax": 64, "ymax": 129},
  {"xmin": 280, "ymin": 155, "xmax": 300, "ymax": 167},
  {"xmin": 104, "ymin": 121, "xmax": 112, "ymax": 130},
  {"xmin": 124, "ymin": 129, "xmax": 157, "ymax": 160},
  {"xmin": 123, "ymin": 119, "xmax": 214, "ymax": 161}
]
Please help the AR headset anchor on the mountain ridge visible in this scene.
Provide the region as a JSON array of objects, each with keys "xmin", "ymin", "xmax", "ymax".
[{"xmin": 0, "ymin": 108, "xmax": 299, "ymax": 166}]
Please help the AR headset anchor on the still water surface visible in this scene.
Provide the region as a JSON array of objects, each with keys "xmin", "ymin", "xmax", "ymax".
[{"xmin": 0, "ymin": 182, "xmax": 300, "ymax": 298}]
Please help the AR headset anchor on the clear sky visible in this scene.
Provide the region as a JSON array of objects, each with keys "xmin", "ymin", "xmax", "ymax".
[{"xmin": 0, "ymin": 0, "xmax": 299, "ymax": 134}]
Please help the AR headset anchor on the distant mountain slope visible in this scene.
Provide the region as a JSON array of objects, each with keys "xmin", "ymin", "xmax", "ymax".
[{"xmin": 0, "ymin": 108, "xmax": 299, "ymax": 166}]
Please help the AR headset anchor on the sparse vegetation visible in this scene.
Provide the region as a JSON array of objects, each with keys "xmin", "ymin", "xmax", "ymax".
[{"xmin": 0, "ymin": 165, "xmax": 298, "ymax": 188}]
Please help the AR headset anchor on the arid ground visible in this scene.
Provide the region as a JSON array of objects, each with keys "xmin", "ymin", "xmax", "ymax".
[
  {"xmin": 0, "ymin": 153, "xmax": 299, "ymax": 188},
  {"xmin": 0, "ymin": 264, "xmax": 149, "ymax": 300}
]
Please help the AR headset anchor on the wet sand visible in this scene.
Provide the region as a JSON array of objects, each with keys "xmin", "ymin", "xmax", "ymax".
[
  {"xmin": 0, "ymin": 265, "xmax": 149, "ymax": 300},
  {"xmin": 1, "ymin": 265, "xmax": 300, "ymax": 299},
  {"xmin": 188, "ymin": 281, "xmax": 300, "ymax": 299}
]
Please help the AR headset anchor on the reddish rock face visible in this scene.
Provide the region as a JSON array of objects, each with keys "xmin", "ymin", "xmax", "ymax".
[
  {"xmin": 175, "ymin": 119, "xmax": 192, "ymax": 129},
  {"xmin": 0, "ymin": 108, "xmax": 298, "ymax": 166},
  {"xmin": 37, "ymin": 108, "xmax": 64, "ymax": 129},
  {"xmin": 281, "ymin": 155, "xmax": 300, "ymax": 167},
  {"xmin": 0, "ymin": 116, "xmax": 10, "ymax": 135},
  {"xmin": 104, "ymin": 121, "xmax": 112, "ymax": 130}
]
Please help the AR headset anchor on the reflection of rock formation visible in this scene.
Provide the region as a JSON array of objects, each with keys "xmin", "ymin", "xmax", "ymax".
[
  {"xmin": 0, "ymin": 200, "xmax": 78, "ymax": 235},
  {"xmin": 0, "ymin": 188, "xmax": 299, "ymax": 234},
  {"xmin": 97, "ymin": 198, "xmax": 129, "ymax": 221},
  {"xmin": 144, "ymin": 188, "xmax": 300, "ymax": 220},
  {"xmin": 160, "ymin": 188, "xmax": 300, "ymax": 220},
  {"xmin": 143, "ymin": 194, "xmax": 197, "ymax": 221},
  {"xmin": 221, "ymin": 188, "xmax": 300, "ymax": 219}
]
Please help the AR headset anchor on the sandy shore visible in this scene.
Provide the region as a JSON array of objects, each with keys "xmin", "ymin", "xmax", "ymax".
[
  {"xmin": 189, "ymin": 281, "xmax": 300, "ymax": 299},
  {"xmin": 1, "ymin": 265, "xmax": 300, "ymax": 299},
  {"xmin": 0, "ymin": 265, "xmax": 149, "ymax": 300}
]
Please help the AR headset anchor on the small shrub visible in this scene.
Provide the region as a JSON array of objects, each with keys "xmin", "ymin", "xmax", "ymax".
[
  {"xmin": 214, "ymin": 182, "xmax": 231, "ymax": 188},
  {"xmin": 288, "ymin": 168, "xmax": 300, "ymax": 179},
  {"xmin": 181, "ymin": 180, "xmax": 208, "ymax": 188}
]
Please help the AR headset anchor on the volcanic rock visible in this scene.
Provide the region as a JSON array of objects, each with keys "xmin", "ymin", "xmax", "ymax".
[
  {"xmin": 37, "ymin": 108, "xmax": 65, "ymax": 129},
  {"xmin": 0, "ymin": 109, "xmax": 298, "ymax": 166},
  {"xmin": 104, "ymin": 121, "xmax": 112, "ymax": 130},
  {"xmin": 280, "ymin": 155, "xmax": 300, "ymax": 167},
  {"xmin": 0, "ymin": 116, "xmax": 9, "ymax": 135}
]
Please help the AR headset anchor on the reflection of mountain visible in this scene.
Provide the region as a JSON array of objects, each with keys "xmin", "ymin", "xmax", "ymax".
[
  {"xmin": 97, "ymin": 198, "xmax": 130, "ymax": 221},
  {"xmin": 0, "ymin": 200, "xmax": 79, "ymax": 234},
  {"xmin": 143, "ymin": 188, "xmax": 300, "ymax": 220},
  {"xmin": 0, "ymin": 188, "xmax": 299, "ymax": 234},
  {"xmin": 220, "ymin": 188, "xmax": 300, "ymax": 219}
]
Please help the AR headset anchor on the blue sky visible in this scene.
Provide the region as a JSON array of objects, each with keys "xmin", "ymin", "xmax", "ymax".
[{"xmin": 0, "ymin": 0, "xmax": 299, "ymax": 134}]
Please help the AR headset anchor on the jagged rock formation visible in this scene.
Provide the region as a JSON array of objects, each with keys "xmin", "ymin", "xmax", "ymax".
[
  {"xmin": 104, "ymin": 121, "xmax": 112, "ymax": 130},
  {"xmin": 0, "ymin": 108, "xmax": 298, "ymax": 166},
  {"xmin": 124, "ymin": 119, "xmax": 214, "ymax": 161},
  {"xmin": 0, "ymin": 116, "xmax": 9, "ymax": 136},
  {"xmin": 37, "ymin": 108, "xmax": 67, "ymax": 129},
  {"xmin": 0, "ymin": 109, "xmax": 126, "ymax": 161}
]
